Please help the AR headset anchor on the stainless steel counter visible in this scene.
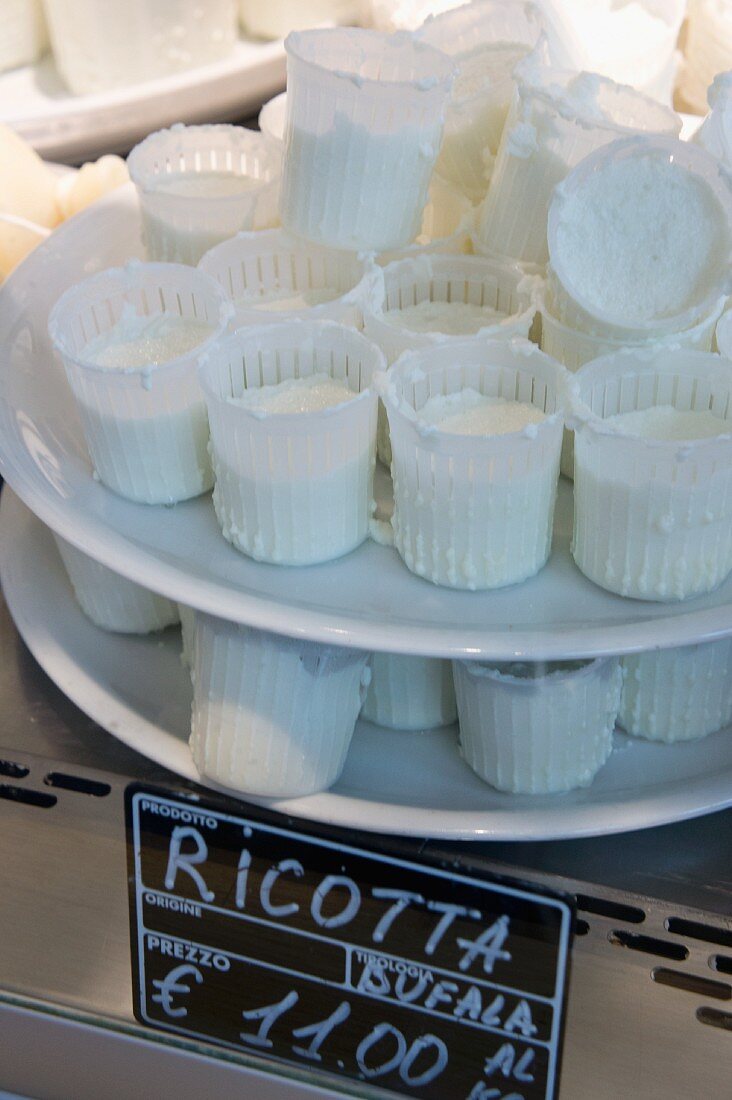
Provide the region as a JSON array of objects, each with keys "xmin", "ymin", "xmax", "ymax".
[{"xmin": 0, "ymin": 591, "xmax": 730, "ymax": 1099}]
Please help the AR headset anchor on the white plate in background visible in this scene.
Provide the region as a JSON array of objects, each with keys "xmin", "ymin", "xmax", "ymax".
[{"xmin": 0, "ymin": 39, "xmax": 285, "ymax": 163}]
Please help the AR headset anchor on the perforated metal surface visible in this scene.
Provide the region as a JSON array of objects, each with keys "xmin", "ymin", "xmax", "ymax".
[{"xmin": 0, "ymin": 593, "xmax": 730, "ymax": 1098}]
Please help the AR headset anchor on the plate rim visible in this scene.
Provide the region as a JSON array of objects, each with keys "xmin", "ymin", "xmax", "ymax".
[
  {"xmin": 3, "ymin": 485, "xmax": 732, "ymax": 842},
  {"xmin": 4, "ymin": 187, "xmax": 732, "ymax": 660}
]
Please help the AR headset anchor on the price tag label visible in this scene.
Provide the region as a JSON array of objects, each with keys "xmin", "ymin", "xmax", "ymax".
[{"xmin": 127, "ymin": 785, "xmax": 573, "ymax": 1099}]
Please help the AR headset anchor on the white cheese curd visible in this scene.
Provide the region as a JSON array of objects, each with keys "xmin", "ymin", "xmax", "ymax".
[
  {"xmin": 417, "ymin": 389, "xmax": 546, "ymax": 435},
  {"xmin": 191, "ymin": 614, "xmax": 370, "ymax": 797},
  {"xmin": 619, "ymin": 639, "xmax": 732, "ymax": 743},
  {"xmin": 550, "ymin": 152, "xmax": 728, "ymax": 329},
  {"xmin": 151, "ymin": 173, "xmax": 262, "ymax": 199},
  {"xmin": 453, "ymin": 656, "xmax": 622, "ymax": 794},
  {"xmin": 83, "ymin": 312, "xmax": 213, "ymax": 369},
  {"xmin": 361, "ymin": 654, "xmax": 456, "ymax": 730},
  {"xmin": 603, "ymin": 405, "xmax": 730, "ymax": 442},
  {"xmin": 241, "ymin": 287, "xmax": 340, "ymax": 312},
  {"xmin": 55, "ymin": 534, "xmax": 179, "ymax": 634},
  {"xmin": 227, "ymin": 373, "xmax": 356, "ymax": 415},
  {"xmin": 382, "ymin": 300, "xmax": 505, "ymax": 334}
]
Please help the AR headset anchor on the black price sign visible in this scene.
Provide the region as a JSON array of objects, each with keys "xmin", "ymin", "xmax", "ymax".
[{"xmin": 127, "ymin": 786, "xmax": 573, "ymax": 1099}]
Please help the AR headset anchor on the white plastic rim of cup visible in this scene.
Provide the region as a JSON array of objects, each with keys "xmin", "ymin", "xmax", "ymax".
[
  {"xmin": 258, "ymin": 91, "xmax": 288, "ymax": 146},
  {"xmin": 198, "ymin": 228, "xmax": 384, "ymax": 327},
  {"xmin": 197, "ymin": 320, "xmax": 383, "ymax": 565},
  {"xmin": 569, "ymin": 347, "xmax": 732, "ymax": 601},
  {"xmin": 279, "ymin": 27, "xmax": 456, "ymax": 253},
  {"xmin": 127, "ymin": 124, "xmax": 282, "ymax": 265},
  {"xmin": 378, "ymin": 337, "xmax": 568, "ymax": 590},
  {"xmin": 364, "ymin": 252, "xmax": 540, "ymax": 364},
  {"xmin": 415, "ymin": 0, "xmax": 544, "ymax": 200},
  {"xmin": 547, "ymin": 135, "xmax": 732, "ymax": 339},
  {"xmin": 474, "ymin": 52, "xmax": 681, "ymax": 266},
  {"xmin": 716, "ymin": 309, "xmax": 732, "ymax": 358},
  {"xmin": 539, "ymin": 289, "xmax": 725, "ymax": 373},
  {"xmin": 48, "ymin": 261, "xmax": 231, "ymax": 505}
]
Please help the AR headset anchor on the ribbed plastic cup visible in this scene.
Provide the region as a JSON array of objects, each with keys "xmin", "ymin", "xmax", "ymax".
[
  {"xmin": 361, "ymin": 654, "xmax": 457, "ymax": 730},
  {"xmin": 717, "ymin": 309, "xmax": 732, "ymax": 358},
  {"xmin": 541, "ymin": 292, "xmax": 724, "ymax": 373},
  {"xmin": 43, "ymin": 0, "xmax": 237, "ymax": 94},
  {"xmin": 416, "ymin": 0, "xmax": 543, "ymax": 202},
  {"xmin": 547, "ymin": 137, "xmax": 732, "ymax": 338},
  {"xmin": 452, "ymin": 657, "xmax": 621, "ymax": 794},
  {"xmin": 239, "ymin": 0, "xmax": 360, "ymax": 39},
  {"xmin": 199, "ymin": 320, "xmax": 382, "ymax": 565},
  {"xmin": 365, "ymin": 253, "xmax": 540, "ymax": 464},
  {"xmin": 571, "ymin": 348, "xmax": 732, "ymax": 601},
  {"xmin": 366, "ymin": 253, "xmax": 539, "ymax": 364},
  {"xmin": 380, "ymin": 338, "xmax": 566, "ymax": 589},
  {"xmin": 191, "ymin": 613, "xmax": 370, "ymax": 797},
  {"xmin": 128, "ymin": 124, "xmax": 281, "ymax": 266},
  {"xmin": 54, "ymin": 533, "xmax": 180, "ymax": 634},
  {"xmin": 540, "ymin": 289, "xmax": 725, "ymax": 479},
  {"xmin": 48, "ymin": 262, "xmax": 230, "ymax": 505},
  {"xmin": 198, "ymin": 228, "xmax": 384, "ymax": 328},
  {"xmin": 280, "ymin": 28, "xmax": 455, "ymax": 252},
  {"xmin": 258, "ymin": 91, "xmax": 288, "ymax": 147},
  {"xmin": 620, "ymin": 639, "xmax": 732, "ymax": 743},
  {"xmin": 474, "ymin": 53, "xmax": 680, "ymax": 266},
  {"xmin": 680, "ymin": 0, "xmax": 732, "ymax": 114}
]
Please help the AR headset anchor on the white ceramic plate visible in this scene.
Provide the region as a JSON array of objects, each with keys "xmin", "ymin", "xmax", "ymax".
[
  {"xmin": 2, "ymin": 186, "xmax": 732, "ymax": 660},
  {"xmin": 3, "ymin": 486, "xmax": 732, "ymax": 840},
  {"xmin": 0, "ymin": 39, "xmax": 285, "ymax": 163}
]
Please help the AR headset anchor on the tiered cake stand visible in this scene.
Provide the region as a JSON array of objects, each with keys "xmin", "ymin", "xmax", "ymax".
[{"xmin": 2, "ymin": 187, "xmax": 732, "ymax": 840}]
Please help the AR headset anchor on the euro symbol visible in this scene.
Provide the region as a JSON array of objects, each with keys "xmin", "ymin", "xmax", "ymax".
[{"xmin": 151, "ymin": 964, "xmax": 203, "ymax": 1018}]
